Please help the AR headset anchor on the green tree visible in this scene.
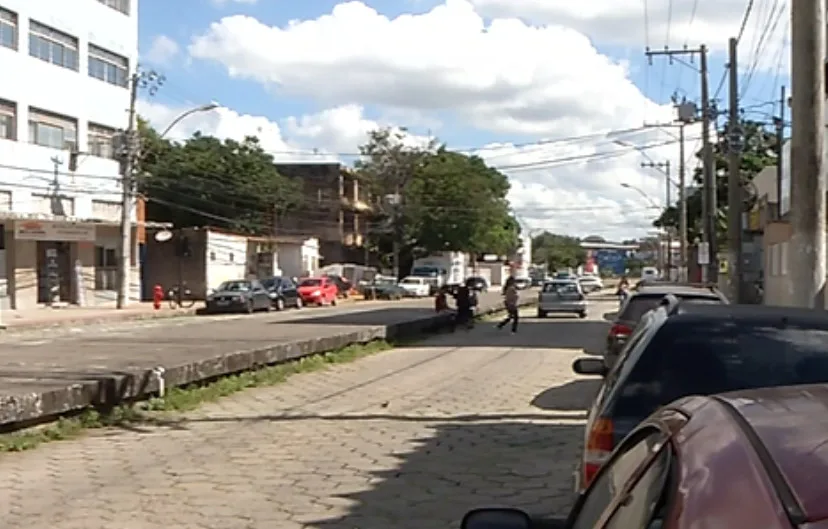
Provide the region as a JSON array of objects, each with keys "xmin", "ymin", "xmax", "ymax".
[
  {"xmin": 531, "ymin": 232, "xmax": 586, "ymax": 272},
  {"xmin": 137, "ymin": 120, "xmax": 303, "ymax": 234},
  {"xmin": 356, "ymin": 128, "xmax": 519, "ymax": 267},
  {"xmin": 654, "ymin": 119, "xmax": 777, "ymax": 243}
]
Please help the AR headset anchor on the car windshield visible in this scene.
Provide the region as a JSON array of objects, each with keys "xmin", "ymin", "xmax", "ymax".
[
  {"xmin": 374, "ymin": 277, "xmax": 396, "ymax": 285},
  {"xmin": 299, "ymin": 279, "xmax": 322, "ymax": 287},
  {"xmin": 614, "ymin": 320, "xmax": 828, "ymax": 417},
  {"xmin": 400, "ymin": 278, "xmax": 420, "ymax": 285},
  {"xmin": 619, "ymin": 294, "xmax": 720, "ymax": 323},
  {"xmin": 218, "ymin": 281, "xmax": 251, "ymax": 292}
]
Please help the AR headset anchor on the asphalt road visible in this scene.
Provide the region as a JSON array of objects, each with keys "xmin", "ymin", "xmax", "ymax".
[{"xmin": 0, "ymin": 300, "xmax": 614, "ymax": 529}]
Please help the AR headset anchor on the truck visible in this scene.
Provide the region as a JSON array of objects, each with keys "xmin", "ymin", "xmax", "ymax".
[{"xmin": 410, "ymin": 252, "xmax": 468, "ymax": 293}]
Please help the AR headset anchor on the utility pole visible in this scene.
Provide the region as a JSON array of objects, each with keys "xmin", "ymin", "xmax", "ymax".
[
  {"xmin": 641, "ymin": 160, "xmax": 672, "ymax": 277},
  {"xmin": 117, "ymin": 69, "xmax": 163, "ymax": 309},
  {"xmin": 774, "ymin": 85, "xmax": 786, "ymax": 219},
  {"xmin": 726, "ymin": 37, "xmax": 743, "ymax": 303},
  {"xmin": 646, "ymin": 45, "xmax": 715, "ymax": 283},
  {"xmin": 789, "ymin": 0, "xmax": 826, "ymax": 307},
  {"xmin": 678, "ymin": 123, "xmax": 688, "ymax": 282}
]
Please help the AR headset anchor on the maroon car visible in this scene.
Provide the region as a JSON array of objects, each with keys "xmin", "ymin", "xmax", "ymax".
[{"xmin": 461, "ymin": 384, "xmax": 828, "ymax": 529}]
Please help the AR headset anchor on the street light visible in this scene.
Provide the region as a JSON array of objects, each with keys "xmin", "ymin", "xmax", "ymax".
[
  {"xmin": 159, "ymin": 102, "xmax": 220, "ymax": 138},
  {"xmin": 620, "ymin": 182, "xmax": 660, "ymax": 209}
]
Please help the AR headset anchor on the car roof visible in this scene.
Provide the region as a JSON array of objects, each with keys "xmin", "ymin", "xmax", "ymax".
[
  {"xmin": 713, "ymin": 384, "xmax": 828, "ymax": 522},
  {"xmin": 635, "ymin": 284, "xmax": 720, "ymax": 297},
  {"xmin": 668, "ymin": 302, "xmax": 828, "ymax": 324}
]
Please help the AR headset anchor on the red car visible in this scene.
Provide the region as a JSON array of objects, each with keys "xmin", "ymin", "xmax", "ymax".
[
  {"xmin": 297, "ymin": 277, "xmax": 338, "ymax": 306},
  {"xmin": 462, "ymin": 384, "xmax": 828, "ymax": 529}
]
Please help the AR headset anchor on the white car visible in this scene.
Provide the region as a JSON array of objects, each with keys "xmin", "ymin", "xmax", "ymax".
[
  {"xmin": 398, "ymin": 276, "xmax": 431, "ymax": 297},
  {"xmin": 641, "ymin": 266, "xmax": 660, "ymax": 281},
  {"xmin": 578, "ymin": 275, "xmax": 604, "ymax": 293},
  {"xmin": 537, "ymin": 280, "xmax": 588, "ymax": 318}
]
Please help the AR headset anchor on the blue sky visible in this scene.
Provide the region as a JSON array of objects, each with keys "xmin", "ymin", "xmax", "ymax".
[{"xmin": 135, "ymin": 0, "xmax": 791, "ymax": 238}]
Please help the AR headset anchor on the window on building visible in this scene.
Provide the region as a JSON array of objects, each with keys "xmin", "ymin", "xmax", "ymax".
[
  {"xmin": 28, "ymin": 107, "xmax": 77, "ymax": 150},
  {"xmin": 97, "ymin": 0, "xmax": 130, "ymax": 15},
  {"xmin": 0, "ymin": 99, "xmax": 15, "ymax": 140},
  {"xmin": 88, "ymin": 44, "xmax": 129, "ymax": 87},
  {"xmin": 88, "ymin": 123, "xmax": 117, "ymax": 158},
  {"xmin": 0, "ymin": 7, "xmax": 17, "ymax": 50},
  {"xmin": 28, "ymin": 20, "xmax": 78, "ymax": 71}
]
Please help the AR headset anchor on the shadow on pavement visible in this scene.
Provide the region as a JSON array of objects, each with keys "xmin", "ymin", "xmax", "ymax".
[
  {"xmin": 305, "ymin": 421, "xmax": 580, "ymax": 529},
  {"xmin": 531, "ymin": 380, "xmax": 601, "ymax": 412},
  {"xmin": 411, "ymin": 320, "xmax": 610, "ymax": 350}
]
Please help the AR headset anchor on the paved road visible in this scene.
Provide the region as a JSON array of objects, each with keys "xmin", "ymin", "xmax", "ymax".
[
  {"xmin": 0, "ymin": 301, "xmax": 613, "ymax": 529},
  {"xmin": 0, "ymin": 291, "xmax": 524, "ymax": 403}
]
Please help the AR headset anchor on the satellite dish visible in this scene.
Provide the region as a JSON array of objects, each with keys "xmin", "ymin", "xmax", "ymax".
[{"xmin": 154, "ymin": 229, "xmax": 173, "ymax": 242}]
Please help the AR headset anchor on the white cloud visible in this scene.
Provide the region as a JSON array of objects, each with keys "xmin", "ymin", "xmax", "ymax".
[
  {"xmin": 143, "ymin": 35, "xmax": 180, "ymax": 66},
  {"xmin": 161, "ymin": 0, "xmax": 728, "ymax": 239},
  {"xmin": 469, "ymin": 0, "xmax": 790, "ymax": 73}
]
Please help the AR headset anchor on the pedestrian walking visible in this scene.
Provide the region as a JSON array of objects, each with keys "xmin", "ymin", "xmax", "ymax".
[
  {"xmin": 497, "ymin": 276, "xmax": 519, "ymax": 333},
  {"xmin": 453, "ymin": 284, "xmax": 475, "ymax": 330}
]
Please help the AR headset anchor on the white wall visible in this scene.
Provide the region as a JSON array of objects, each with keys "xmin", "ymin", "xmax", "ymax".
[
  {"xmin": 205, "ymin": 231, "xmax": 247, "ymax": 291},
  {"xmin": 277, "ymin": 238, "xmax": 320, "ymax": 278},
  {"xmin": 0, "ymin": 0, "xmax": 137, "ymax": 221}
]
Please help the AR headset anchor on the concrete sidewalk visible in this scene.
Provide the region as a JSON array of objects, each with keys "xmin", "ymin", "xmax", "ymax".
[
  {"xmin": 0, "ymin": 302, "xmax": 199, "ymax": 332},
  {"xmin": 0, "ymin": 291, "xmax": 535, "ymax": 426}
]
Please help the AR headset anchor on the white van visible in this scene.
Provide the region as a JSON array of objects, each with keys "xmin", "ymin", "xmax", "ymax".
[{"xmin": 641, "ymin": 267, "xmax": 660, "ymax": 281}]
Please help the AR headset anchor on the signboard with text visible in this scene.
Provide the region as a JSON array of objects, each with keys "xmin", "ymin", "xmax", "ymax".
[{"xmin": 14, "ymin": 220, "xmax": 96, "ymax": 241}]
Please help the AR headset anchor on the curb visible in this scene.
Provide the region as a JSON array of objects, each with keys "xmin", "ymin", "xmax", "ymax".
[
  {"xmin": 0, "ymin": 298, "xmax": 535, "ymax": 428},
  {"xmin": 1, "ymin": 308, "xmax": 200, "ymax": 333}
]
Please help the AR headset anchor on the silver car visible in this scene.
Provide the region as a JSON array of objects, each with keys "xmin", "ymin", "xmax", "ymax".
[{"xmin": 537, "ymin": 280, "xmax": 588, "ymax": 318}]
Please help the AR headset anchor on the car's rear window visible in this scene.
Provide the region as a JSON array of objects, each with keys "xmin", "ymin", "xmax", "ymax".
[
  {"xmin": 613, "ymin": 320, "xmax": 828, "ymax": 417},
  {"xmin": 619, "ymin": 294, "xmax": 720, "ymax": 322}
]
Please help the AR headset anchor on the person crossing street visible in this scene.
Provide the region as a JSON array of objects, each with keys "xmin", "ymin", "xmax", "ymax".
[{"xmin": 497, "ymin": 276, "xmax": 519, "ymax": 334}]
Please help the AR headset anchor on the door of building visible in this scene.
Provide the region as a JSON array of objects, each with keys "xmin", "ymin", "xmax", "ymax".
[{"xmin": 37, "ymin": 241, "xmax": 72, "ymax": 303}]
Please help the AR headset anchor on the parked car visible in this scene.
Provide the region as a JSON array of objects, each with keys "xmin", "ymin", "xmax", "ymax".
[
  {"xmin": 603, "ymin": 283, "xmax": 728, "ymax": 368},
  {"xmin": 324, "ymin": 274, "xmax": 352, "ymax": 299},
  {"xmin": 362, "ymin": 276, "xmax": 406, "ymax": 300},
  {"xmin": 578, "ymin": 275, "xmax": 603, "ymax": 293},
  {"xmin": 260, "ymin": 276, "xmax": 302, "ymax": 310},
  {"xmin": 571, "ymin": 299, "xmax": 828, "ymax": 491},
  {"xmin": 296, "ymin": 277, "xmax": 338, "ymax": 306},
  {"xmin": 553, "ymin": 271, "xmax": 577, "ymax": 281},
  {"xmin": 641, "ymin": 266, "xmax": 660, "ymax": 280},
  {"xmin": 465, "ymin": 276, "xmax": 488, "ymax": 292},
  {"xmin": 398, "ymin": 276, "xmax": 431, "ymax": 297},
  {"xmin": 462, "ymin": 383, "xmax": 828, "ymax": 529},
  {"xmin": 514, "ymin": 277, "xmax": 531, "ymax": 290},
  {"xmin": 204, "ymin": 280, "xmax": 272, "ymax": 314},
  {"xmin": 537, "ymin": 280, "xmax": 587, "ymax": 318}
]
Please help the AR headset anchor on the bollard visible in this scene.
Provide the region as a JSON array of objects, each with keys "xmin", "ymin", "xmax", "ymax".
[
  {"xmin": 152, "ymin": 284, "xmax": 163, "ymax": 310},
  {"xmin": 152, "ymin": 366, "xmax": 166, "ymax": 397}
]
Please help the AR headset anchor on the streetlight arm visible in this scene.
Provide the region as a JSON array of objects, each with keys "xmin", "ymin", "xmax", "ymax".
[
  {"xmin": 159, "ymin": 103, "xmax": 219, "ymax": 139},
  {"xmin": 621, "ymin": 183, "xmax": 661, "ymax": 209}
]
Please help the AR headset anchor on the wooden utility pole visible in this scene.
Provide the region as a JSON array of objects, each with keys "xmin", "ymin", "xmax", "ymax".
[
  {"xmin": 726, "ymin": 37, "xmax": 743, "ymax": 302},
  {"xmin": 646, "ymin": 45, "xmax": 714, "ymax": 282},
  {"xmin": 789, "ymin": 0, "xmax": 826, "ymax": 307}
]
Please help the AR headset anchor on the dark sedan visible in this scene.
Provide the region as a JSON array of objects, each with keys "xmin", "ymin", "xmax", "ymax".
[
  {"xmin": 204, "ymin": 280, "xmax": 272, "ymax": 314},
  {"xmin": 260, "ymin": 276, "xmax": 303, "ymax": 310}
]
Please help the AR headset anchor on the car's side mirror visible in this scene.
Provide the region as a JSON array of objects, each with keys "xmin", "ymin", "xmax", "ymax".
[
  {"xmin": 462, "ymin": 508, "xmax": 531, "ymax": 529},
  {"xmin": 572, "ymin": 357, "xmax": 607, "ymax": 377}
]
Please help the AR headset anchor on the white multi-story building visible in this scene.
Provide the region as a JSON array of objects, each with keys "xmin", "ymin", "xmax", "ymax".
[{"xmin": 0, "ymin": 0, "xmax": 139, "ymax": 309}]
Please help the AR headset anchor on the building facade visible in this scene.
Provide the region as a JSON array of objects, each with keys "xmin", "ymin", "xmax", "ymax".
[
  {"xmin": 275, "ymin": 163, "xmax": 372, "ymax": 265},
  {"xmin": 0, "ymin": 0, "xmax": 139, "ymax": 309}
]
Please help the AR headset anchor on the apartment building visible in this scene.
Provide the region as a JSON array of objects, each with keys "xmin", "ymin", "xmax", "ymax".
[
  {"xmin": 274, "ymin": 163, "xmax": 373, "ymax": 266},
  {"xmin": 0, "ymin": 0, "xmax": 139, "ymax": 309}
]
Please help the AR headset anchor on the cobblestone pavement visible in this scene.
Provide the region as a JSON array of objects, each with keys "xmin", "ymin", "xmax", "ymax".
[{"xmin": 0, "ymin": 304, "xmax": 612, "ymax": 529}]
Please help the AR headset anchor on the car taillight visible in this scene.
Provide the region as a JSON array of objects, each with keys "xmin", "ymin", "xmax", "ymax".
[
  {"xmin": 609, "ymin": 323, "xmax": 631, "ymax": 338},
  {"xmin": 583, "ymin": 417, "xmax": 614, "ymax": 489}
]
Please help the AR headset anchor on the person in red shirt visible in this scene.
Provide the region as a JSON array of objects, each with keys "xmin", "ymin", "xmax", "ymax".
[{"xmin": 434, "ymin": 287, "xmax": 449, "ymax": 312}]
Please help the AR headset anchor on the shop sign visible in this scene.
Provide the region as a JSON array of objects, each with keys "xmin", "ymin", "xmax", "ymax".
[{"xmin": 14, "ymin": 220, "xmax": 96, "ymax": 241}]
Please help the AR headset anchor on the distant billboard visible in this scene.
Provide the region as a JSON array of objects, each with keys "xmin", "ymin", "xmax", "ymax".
[
  {"xmin": 780, "ymin": 140, "xmax": 790, "ymax": 215},
  {"xmin": 595, "ymin": 249, "xmax": 627, "ymax": 275}
]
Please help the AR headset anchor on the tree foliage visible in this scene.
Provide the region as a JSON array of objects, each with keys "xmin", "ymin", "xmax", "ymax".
[
  {"xmin": 356, "ymin": 128, "xmax": 520, "ymax": 265},
  {"xmin": 531, "ymin": 232, "xmax": 586, "ymax": 272},
  {"xmin": 654, "ymin": 119, "xmax": 778, "ymax": 243},
  {"xmin": 137, "ymin": 118, "xmax": 303, "ymax": 234}
]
